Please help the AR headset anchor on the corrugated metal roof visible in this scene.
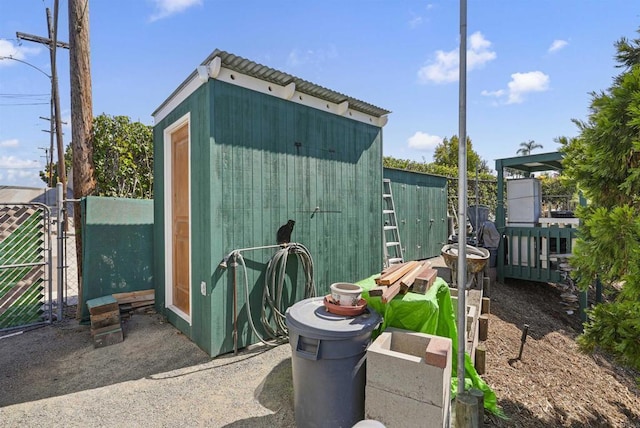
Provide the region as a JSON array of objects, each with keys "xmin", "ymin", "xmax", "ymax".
[{"xmin": 154, "ymin": 49, "xmax": 390, "ymax": 119}]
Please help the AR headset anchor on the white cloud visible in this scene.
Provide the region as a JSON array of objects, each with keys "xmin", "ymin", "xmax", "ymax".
[
  {"xmin": 407, "ymin": 131, "xmax": 442, "ymax": 151},
  {"xmin": 548, "ymin": 39, "xmax": 568, "ymax": 53},
  {"xmin": 0, "ymin": 155, "xmax": 40, "ymax": 169},
  {"xmin": 418, "ymin": 31, "xmax": 496, "ymax": 84},
  {"xmin": 149, "ymin": 0, "xmax": 202, "ymax": 22},
  {"xmin": 0, "ymin": 39, "xmax": 41, "ymax": 65},
  {"xmin": 286, "ymin": 46, "xmax": 338, "ymax": 68},
  {"xmin": 409, "ymin": 14, "xmax": 423, "ymax": 29},
  {"xmin": 507, "ymin": 71, "xmax": 550, "ymax": 104},
  {"xmin": 480, "ymin": 89, "xmax": 505, "ymax": 98},
  {"xmin": 481, "ymin": 71, "xmax": 550, "ymax": 104},
  {"xmin": 0, "ymin": 139, "xmax": 19, "ymax": 148}
]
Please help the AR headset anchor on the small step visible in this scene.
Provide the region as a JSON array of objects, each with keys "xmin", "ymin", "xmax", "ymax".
[
  {"xmin": 386, "ymin": 241, "xmax": 401, "ymax": 247},
  {"xmin": 382, "ymin": 193, "xmax": 392, "ymax": 198},
  {"xmin": 383, "ymin": 210, "xmax": 395, "ymax": 214},
  {"xmin": 383, "ymin": 225, "xmax": 397, "ymax": 231},
  {"xmin": 388, "ymin": 258, "xmax": 403, "ymax": 264}
]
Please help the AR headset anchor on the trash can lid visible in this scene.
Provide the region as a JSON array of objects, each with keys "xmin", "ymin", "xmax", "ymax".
[{"xmin": 286, "ymin": 297, "xmax": 382, "ymax": 340}]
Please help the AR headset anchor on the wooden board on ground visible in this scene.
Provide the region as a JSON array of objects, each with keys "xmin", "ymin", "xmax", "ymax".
[
  {"xmin": 87, "ymin": 295, "xmax": 119, "ymax": 316},
  {"xmin": 90, "ymin": 309, "xmax": 120, "ymax": 330},
  {"xmin": 112, "ymin": 289, "xmax": 155, "ymax": 306}
]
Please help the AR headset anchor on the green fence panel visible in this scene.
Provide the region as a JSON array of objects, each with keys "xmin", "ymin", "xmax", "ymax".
[
  {"xmin": 0, "ymin": 205, "xmax": 48, "ymax": 330},
  {"xmin": 81, "ymin": 196, "xmax": 154, "ymax": 321}
]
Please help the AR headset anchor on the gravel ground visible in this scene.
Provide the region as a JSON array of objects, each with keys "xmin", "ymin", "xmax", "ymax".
[
  {"xmin": 0, "ymin": 308, "xmax": 295, "ymax": 427},
  {"xmin": 2, "ymin": 278, "xmax": 639, "ymax": 427}
]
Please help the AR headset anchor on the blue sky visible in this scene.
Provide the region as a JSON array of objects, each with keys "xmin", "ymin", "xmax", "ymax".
[{"xmin": 1, "ymin": 0, "xmax": 639, "ymax": 187}]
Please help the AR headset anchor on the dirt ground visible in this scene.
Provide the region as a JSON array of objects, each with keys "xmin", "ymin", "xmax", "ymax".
[
  {"xmin": 1, "ymin": 280, "xmax": 639, "ymax": 427},
  {"xmin": 483, "ymin": 279, "xmax": 640, "ymax": 427}
]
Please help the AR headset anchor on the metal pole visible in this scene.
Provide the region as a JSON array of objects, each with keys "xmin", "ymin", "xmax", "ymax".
[
  {"xmin": 456, "ymin": 0, "xmax": 469, "ymax": 395},
  {"xmin": 475, "ymin": 167, "xmax": 479, "ymax": 244},
  {"xmin": 46, "ymin": 208, "xmax": 53, "ymax": 324},
  {"xmin": 56, "ymin": 182, "xmax": 64, "ymax": 321}
]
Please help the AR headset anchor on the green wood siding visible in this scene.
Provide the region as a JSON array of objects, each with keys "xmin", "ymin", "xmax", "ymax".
[
  {"xmin": 154, "ymin": 79, "xmax": 383, "ymax": 357},
  {"xmin": 208, "ymin": 81, "xmax": 382, "ymax": 355},
  {"xmin": 153, "ymin": 84, "xmax": 213, "ymax": 354},
  {"xmin": 383, "ymin": 168, "xmax": 448, "ymax": 261}
]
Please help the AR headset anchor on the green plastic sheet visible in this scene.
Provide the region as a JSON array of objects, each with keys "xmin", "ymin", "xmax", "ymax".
[{"xmin": 357, "ymin": 274, "xmax": 503, "ymax": 416}]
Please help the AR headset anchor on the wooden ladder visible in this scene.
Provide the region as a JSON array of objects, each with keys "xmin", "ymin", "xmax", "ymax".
[{"xmin": 382, "ymin": 179, "xmax": 404, "ymax": 267}]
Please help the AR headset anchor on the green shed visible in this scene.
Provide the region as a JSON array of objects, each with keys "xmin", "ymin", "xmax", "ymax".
[
  {"xmin": 382, "ymin": 168, "xmax": 448, "ymax": 261},
  {"xmin": 152, "ymin": 50, "xmax": 390, "ymax": 357}
]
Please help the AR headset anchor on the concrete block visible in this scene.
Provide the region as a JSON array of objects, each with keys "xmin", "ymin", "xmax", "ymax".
[
  {"xmin": 366, "ymin": 329, "xmax": 452, "ymax": 410},
  {"xmin": 365, "ymin": 385, "xmax": 449, "ymax": 428}
]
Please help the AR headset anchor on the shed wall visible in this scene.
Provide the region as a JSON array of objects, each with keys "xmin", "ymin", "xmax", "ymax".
[
  {"xmin": 383, "ymin": 168, "xmax": 448, "ymax": 261},
  {"xmin": 153, "ymin": 84, "xmax": 212, "ymax": 351},
  {"xmin": 154, "ymin": 79, "xmax": 383, "ymax": 356}
]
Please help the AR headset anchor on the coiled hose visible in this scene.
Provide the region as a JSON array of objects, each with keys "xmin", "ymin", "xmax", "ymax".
[{"xmin": 236, "ymin": 243, "xmax": 315, "ymax": 347}]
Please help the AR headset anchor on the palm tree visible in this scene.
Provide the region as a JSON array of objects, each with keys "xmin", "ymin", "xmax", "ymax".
[{"xmin": 517, "ymin": 140, "xmax": 543, "ymax": 156}]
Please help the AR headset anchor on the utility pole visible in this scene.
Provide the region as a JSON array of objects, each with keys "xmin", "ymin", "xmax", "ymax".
[
  {"xmin": 16, "ymin": 1, "xmax": 68, "ymax": 192},
  {"xmin": 40, "ymin": 116, "xmax": 54, "ymax": 187},
  {"xmin": 37, "ymin": 146, "xmax": 50, "ymax": 189},
  {"xmin": 69, "ymin": 0, "xmax": 96, "ymax": 318}
]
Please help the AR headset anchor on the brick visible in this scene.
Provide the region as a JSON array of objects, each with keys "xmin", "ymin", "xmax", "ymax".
[{"xmin": 425, "ymin": 336, "xmax": 451, "ymax": 369}]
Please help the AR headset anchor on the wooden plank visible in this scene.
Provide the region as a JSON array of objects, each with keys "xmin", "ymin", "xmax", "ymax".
[
  {"xmin": 112, "ymin": 289, "xmax": 155, "ymax": 305},
  {"xmin": 376, "ymin": 262, "xmax": 406, "ymax": 284},
  {"xmin": 413, "ymin": 268, "xmax": 438, "ymax": 294},
  {"xmin": 479, "ymin": 314, "xmax": 489, "ymax": 341},
  {"xmin": 381, "ymin": 280, "xmax": 403, "ymax": 303},
  {"xmin": 378, "ymin": 261, "xmax": 420, "ymax": 286},
  {"xmin": 368, "ymin": 286, "xmax": 387, "ymax": 297},
  {"xmin": 399, "ymin": 262, "xmax": 428, "ymax": 292},
  {"xmin": 87, "ymin": 295, "xmax": 119, "ymax": 316},
  {"xmin": 380, "ymin": 261, "xmax": 407, "ymax": 276},
  {"xmin": 90, "ymin": 310, "xmax": 121, "ymax": 330}
]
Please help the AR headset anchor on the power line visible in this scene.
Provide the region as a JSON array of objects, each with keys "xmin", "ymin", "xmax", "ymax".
[
  {"xmin": 0, "ymin": 102, "xmax": 49, "ymax": 106},
  {"xmin": 0, "ymin": 93, "xmax": 50, "ymax": 97}
]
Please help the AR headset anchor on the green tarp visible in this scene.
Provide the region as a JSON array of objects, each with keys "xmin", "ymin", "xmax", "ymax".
[{"xmin": 357, "ymin": 275, "xmax": 502, "ymax": 416}]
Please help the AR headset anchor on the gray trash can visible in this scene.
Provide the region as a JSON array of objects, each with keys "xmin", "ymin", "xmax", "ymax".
[{"xmin": 286, "ymin": 297, "xmax": 382, "ymax": 428}]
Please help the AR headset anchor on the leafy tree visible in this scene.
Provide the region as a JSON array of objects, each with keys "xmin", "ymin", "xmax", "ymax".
[
  {"xmin": 92, "ymin": 114, "xmax": 153, "ymax": 199},
  {"xmin": 39, "ymin": 114, "xmax": 153, "ymax": 199},
  {"xmin": 433, "ymin": 135, "xmax": 489, "ymax": 173},
  {"xmin": 383, "ymin": 153, "xmax": 498, "ymax": 220},
  {"xmin": 562, "ymin": 31, "xmax": 640, "ymax": 370},
  {"xmin": 516, "ymin": 140, "xmax": 543, "ymax": 156}
]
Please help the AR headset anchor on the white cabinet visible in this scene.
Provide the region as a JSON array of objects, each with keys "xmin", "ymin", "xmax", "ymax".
[{"xmin": 507, "ymin": 178, "xmax": 541, "ymax": 223}]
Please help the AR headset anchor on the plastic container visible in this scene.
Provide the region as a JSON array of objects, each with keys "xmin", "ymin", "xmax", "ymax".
[
  {"xmin": 286, "ymin": 297, "xmax": 382, "ymax": 428},
  {"xmin": 330, "ymin": 282, "xmax": 363, "ymax": 306}
]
